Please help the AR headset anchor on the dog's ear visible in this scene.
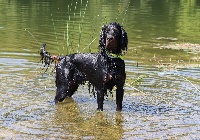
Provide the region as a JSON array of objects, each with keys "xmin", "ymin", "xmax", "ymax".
[
  {"xmin": 99, "ymin": 24, "xmax": 107, "ymax": 50},
  {"xmin": 120, "ymin": 26, "xmax": 128, "ymax": 51}
]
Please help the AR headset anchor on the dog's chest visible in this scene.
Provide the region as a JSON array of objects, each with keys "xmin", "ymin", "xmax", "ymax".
[{"xmin": 107, "ymin": 57, "xmax": 124, "ymax": 72}]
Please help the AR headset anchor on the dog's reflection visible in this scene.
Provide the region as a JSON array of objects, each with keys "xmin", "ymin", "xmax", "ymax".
[{"xmin": 53, "ymin": 98, "xmax": 124, "ymax": 139}]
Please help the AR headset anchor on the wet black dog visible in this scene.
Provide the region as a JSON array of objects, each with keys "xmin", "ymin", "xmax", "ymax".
[{"xmin": 40, "ymin": 22, "xmax": 128, "ymax": 111}]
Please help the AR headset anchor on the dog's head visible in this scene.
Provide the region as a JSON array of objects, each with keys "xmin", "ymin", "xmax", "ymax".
[
  {"xmin": 54, "ymin": 55, "xmax": 87, "ymax": 103},
  {"xmin": 99, "ymin": 22, "xmax": 128, "ymax": 54},
  {"xmin": 54, "ymin": 56, "xmax": 77, "ymax": 103}
]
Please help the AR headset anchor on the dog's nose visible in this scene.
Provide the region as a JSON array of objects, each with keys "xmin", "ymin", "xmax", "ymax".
[{"xmin": 106, "ymin": 35, "xmax": 114, "ymax": 41}]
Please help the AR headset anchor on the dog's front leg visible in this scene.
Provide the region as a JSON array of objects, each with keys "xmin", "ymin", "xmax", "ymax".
[
  {"xmin": 116, "ymin": 87, "xmax": 124, "ymax": 111},
  {"xmin": 96, "ymin": 88, "xmax": 105, "ymax": 111}
]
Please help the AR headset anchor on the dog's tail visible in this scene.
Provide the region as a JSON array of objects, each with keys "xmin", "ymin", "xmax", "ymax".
[
  {"xmin": 39, "ymin": 43, "xmax": 63, "ymax": 72},
  {"xmin": 39, "ymin": 44, "xmax": 53, "ymax": 66}
]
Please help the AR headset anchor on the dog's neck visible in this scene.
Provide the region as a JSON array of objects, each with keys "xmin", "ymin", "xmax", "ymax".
[
  {"xmin": 106, "ymin": 51, "xmax": 123, "ymax": 60},
  {"xmin": 100, "ymin": 48, "xmax": 123, "ymax": 60}
]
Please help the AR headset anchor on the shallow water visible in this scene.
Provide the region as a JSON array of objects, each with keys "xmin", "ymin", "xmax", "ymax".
[
  {"xmin": 0, "ymin": 0, "xmax": 200, "ymax": 139},
  {"xmin": 0, "ymin": 58, "xmax": 199, "ymax": 139}
]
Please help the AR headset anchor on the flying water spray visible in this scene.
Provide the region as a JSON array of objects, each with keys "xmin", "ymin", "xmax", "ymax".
[
  {"xmin": 121, "ymin": 1, "xmax": 130, "ymax": 24},
  {"xmin": 51, "ymin": 14, "xmax": 59, "ymax": 46}
]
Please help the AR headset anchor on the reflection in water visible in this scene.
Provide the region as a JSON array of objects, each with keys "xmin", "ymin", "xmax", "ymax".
[{"xmin": 52, "ymin": 98, "xmax": 124, "ymax": 139}]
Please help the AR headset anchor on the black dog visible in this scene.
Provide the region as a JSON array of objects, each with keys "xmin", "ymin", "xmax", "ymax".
[{"xmin": 40, "ymin": 22, "xmax": 128, "ymax": 111}]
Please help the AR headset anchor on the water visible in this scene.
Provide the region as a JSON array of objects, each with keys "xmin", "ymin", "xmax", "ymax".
[{"xmin": 0, "ymin": 0, "xmax": 200, "ymax": 139}]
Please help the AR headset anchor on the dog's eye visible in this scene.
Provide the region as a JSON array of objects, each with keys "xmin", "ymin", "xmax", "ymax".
[
  {"xmin": 114, "ymin": 28, "xmax": 118, "ymax": 32},
  {"xmin": 113, "ymin": 28, "xmax": 119, "ymax": 33},
  {"xmin": 106, "ymin": 28, "xmax": 110, "ymax": 33}
]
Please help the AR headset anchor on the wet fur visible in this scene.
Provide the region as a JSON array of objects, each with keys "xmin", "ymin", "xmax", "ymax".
[{"xmin": 40, "ymin": 22, "xmax": 128, "ymax": 111}]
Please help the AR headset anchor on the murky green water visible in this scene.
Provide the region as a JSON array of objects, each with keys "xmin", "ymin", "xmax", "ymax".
[{"xmin": 0, "ymin": 0, "xmax": 200, "ymax": 139}]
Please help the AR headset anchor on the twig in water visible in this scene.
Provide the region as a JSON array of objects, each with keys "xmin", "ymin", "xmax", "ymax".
[
  {"xmin": 25, "ymin": 29, "xmax": 40, "ymax": 45},
  {"xmin": 167, "ymin": 72, "xmax": 200, "ymax": 93}
]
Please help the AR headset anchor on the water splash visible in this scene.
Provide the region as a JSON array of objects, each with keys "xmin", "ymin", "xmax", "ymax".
[
  {"xmin": 121, "ymin": 1, "xmax": 130, "ymax": 24},
  {"xmin": 51, "ymin": 14, "xmax": 59, "ymax": 46},
  {"xmin": 77, "ymin": 0, "xmax": 89, "ymax": 53}
]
